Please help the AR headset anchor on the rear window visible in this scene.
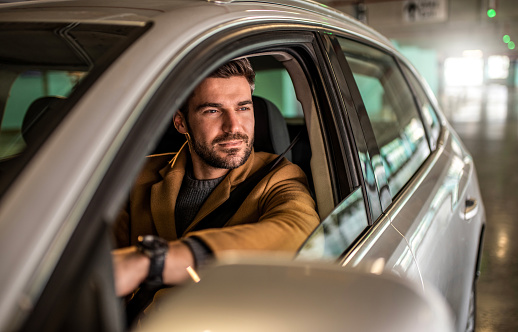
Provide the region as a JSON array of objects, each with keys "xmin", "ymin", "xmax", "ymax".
[
  {"xmin": 337, "ymin": 38, "xmax": 431, "ymax": 198},
  {"xmin": 0, "ymin": 22, "xmax": 147, "ymax": 196}
]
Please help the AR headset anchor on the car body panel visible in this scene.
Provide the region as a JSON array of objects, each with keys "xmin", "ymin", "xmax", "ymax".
[
  {"xmin": 387, "ymin": 128, "xmax": 485, "ymax": 331},
  {"xmin": 340, "ymin": 213, "xmax": 424, "ymax": 286}
]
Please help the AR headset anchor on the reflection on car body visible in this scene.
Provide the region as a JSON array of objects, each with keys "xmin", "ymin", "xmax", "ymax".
[{"xmin": 0, "ymin": 0, "xmax": 484, "ymax": 331}]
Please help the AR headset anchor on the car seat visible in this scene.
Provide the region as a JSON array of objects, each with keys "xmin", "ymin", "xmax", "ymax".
[
  {"xmin": 22, "ymin": 96, "xmax": 67, "ymax": 146},
  {"xmin": 252, "ymin": 95, "xmax": 292, "ymax": 161}
]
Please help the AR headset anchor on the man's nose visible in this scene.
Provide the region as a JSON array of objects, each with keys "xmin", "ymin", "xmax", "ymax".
[{"xmin": 222, "ymin": 111, "xmax": 240, "ymax": 133}]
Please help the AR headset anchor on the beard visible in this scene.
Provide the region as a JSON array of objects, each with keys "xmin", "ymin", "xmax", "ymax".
[{"xmin": 190, "ymin": 132, "xmax": 253, "ymax": 170}]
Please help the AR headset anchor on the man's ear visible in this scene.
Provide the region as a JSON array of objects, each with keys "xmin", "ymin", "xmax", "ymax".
[{"xmin": 173, "ymin": 111, "xmax": 188, "ymax": 135}]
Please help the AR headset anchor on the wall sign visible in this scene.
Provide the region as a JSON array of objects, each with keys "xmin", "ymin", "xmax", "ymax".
[{"xmin": 403, "ymin": 0, "xmax": 448, "ymax": 23}]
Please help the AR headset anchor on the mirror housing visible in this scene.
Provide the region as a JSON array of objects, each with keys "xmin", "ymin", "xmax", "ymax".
[{"xmin": 137, "ymin": 256, "xmax": 454, "ymax": 332}]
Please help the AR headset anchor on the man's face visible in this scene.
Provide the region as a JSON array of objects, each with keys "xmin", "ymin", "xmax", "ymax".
[{"xmin": 176, "ymin": 76, "xmax": 254, "ymax": 172}]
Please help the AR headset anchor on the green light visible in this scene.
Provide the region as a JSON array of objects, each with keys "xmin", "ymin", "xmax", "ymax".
[
  {"xmin": 487, "ymin": 9, "xmax": 496, "ymax": 18},
  {"xmin": 508, "ymin": 41, "xmax": 515, "ymax": 50},
  {"xmin": 503, "ymin": 35, "xmax": 511, "ymax": 43}
]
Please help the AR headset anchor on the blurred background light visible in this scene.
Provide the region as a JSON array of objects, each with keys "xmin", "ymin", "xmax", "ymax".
[
  {"xmin": 444, "ymin": 56, "xmax": 484, "ymax": 86},
  {"xmin": 487, "ymin": 55, "xmax": 510, "ymax": 79},
  {"xmin": 462, "ymin": 50, "xmax": 483, "ymax": 58}
]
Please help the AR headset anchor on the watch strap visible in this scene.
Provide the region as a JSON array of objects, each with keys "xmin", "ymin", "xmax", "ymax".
[{"xmin": 137, "ymin": 235, "xmax": 169, "ymax": 288}]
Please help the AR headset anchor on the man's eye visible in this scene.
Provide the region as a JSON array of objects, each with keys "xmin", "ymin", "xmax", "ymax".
[
  {"xmin": 239, "ymin": 106, "xmax": 251, "ymax": 111},
  {"xmin": 204, "ymin": 109, "xmax": 218, "ymax": 114}
]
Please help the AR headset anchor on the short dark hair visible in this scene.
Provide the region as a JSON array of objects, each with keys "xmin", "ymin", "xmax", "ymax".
[
  {"xmin": 179, "ymin": 58, "xmax": 255, "ymax": 115},
  {"xmin": 207, "ymin": 58, "xmax": 255, "ymax": 92}
]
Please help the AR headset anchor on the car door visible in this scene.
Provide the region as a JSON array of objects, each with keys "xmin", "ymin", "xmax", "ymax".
[
  {"xmin": 327, "ymin": 34, "xmax": 485, "ymax": 331},
  {"xmin": 396, "ymin": 61, "xmax": 485, "ymax": 331}
]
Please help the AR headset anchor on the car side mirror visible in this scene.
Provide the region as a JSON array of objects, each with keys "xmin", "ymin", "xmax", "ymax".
[{"xmin": 136, "ymin": 257, "xmax": 454, "ymax": 332}]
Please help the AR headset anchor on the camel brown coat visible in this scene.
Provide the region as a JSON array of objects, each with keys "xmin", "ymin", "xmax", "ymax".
[{"xmin": 113, "ymin": 144, "xmax": 319, "ymax": 257}]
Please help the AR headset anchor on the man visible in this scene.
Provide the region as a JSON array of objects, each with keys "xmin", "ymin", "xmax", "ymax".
[{"xmin": 112, "ymin": 58, "xmax": 319, "ymax": 297}]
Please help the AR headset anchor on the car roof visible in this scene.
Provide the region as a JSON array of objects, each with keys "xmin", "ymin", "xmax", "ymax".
[{"xmin": 0, "ymin": 0, "xmax": 392, "ymax": 49}]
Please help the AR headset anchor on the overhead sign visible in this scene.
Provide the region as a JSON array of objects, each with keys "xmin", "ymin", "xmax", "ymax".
[{"xmin": 403, "ymin": 0, "xmax": 448, "ymax": 23}]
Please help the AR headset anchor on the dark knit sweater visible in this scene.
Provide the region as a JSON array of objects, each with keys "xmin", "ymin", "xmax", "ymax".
[{"xmin": 175, "ymin": 171, "xmax": 225, "ymax": 236}]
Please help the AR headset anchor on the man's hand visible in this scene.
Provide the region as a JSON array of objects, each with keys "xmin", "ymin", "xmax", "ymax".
[
  {"xmin": 112, "ymin": 246, "xmax": 149, "ymax": 297},
  {"xmin": 112, "ymin": 240, "xmax": 195, "ymax": 297}
]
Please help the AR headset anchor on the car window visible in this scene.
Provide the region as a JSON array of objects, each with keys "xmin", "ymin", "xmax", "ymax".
[
  {"xmin": 400, "ymin": 64, "xmax": 441, "ymax": 147},
  {"xmin": 0, "ymin": 22, "xmax": 146, "ymax": 196},
  {"xmin": 337, "ymin": 38, "xmax": 431, "ymax": 198},
  {"xmin": 1, "ymin": 70, "xmax": 85, "ymax": 159},
  {"xmin": 297, "ymin": 186, "xmax": 368, "ymax": 261}
]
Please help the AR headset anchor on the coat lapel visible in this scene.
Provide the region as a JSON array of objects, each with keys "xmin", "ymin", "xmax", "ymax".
[{"xmin": 150, "ymin": 145, "xmax": 189, "ymax": 240}]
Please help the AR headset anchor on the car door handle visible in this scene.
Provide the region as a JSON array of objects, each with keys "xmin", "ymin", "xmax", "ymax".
[{"xmin": 464, "ymin": 198, "xmax": 479, "ymax": 220}]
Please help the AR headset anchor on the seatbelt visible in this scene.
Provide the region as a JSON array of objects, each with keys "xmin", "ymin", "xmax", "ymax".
[{"xmin": 190, "ymin": 132, "xmax": 301, "ymax": 232}]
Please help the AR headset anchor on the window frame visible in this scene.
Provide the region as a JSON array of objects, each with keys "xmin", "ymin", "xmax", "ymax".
[
  {"xmin": 324, "ymin": 34, "xmax": 388, "ymax": 219},
  {"xmin": 326, "ymin": 33, "xmax": 440, "ymax": 217}
]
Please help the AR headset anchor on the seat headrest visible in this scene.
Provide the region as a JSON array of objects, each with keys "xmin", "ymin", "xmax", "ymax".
[
  {"xmin": 22, "ymin": 96, "xmax": 67, "ymax": 146},
  {"xmin": 253, "ymin": 96, "xmax": 291, "ymax": 161}
]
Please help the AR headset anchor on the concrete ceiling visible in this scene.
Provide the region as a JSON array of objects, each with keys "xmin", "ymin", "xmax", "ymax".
[{"xmin": 322, "ymin": 0, "xmax": 518, "ymax": 58}]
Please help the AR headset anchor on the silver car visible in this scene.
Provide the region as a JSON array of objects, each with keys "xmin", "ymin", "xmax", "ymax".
[{"xmin": 0, "ymin": 0, "xmax": 485, "ymax": 331}]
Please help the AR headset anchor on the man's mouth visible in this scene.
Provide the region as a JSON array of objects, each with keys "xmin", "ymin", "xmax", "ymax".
[
  {"xmin": 213, "ymin": 133, "xmax": 249, "ymax": 149},
  {"xmin": 217, "ymin": 140, "xmax": 243, "ymax": 148}
]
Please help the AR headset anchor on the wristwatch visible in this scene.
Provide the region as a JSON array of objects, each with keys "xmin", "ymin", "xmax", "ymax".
[{"xmin": 136, "ymin": 235, "xmax": 169, "ymax": 287}]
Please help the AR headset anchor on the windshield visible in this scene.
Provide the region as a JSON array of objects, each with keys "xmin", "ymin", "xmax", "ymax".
[{"xmin": 0, "ymin": 22, "xmax": 147, "ymax": 197}]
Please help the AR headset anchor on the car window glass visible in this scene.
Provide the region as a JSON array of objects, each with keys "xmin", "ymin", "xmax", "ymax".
[
  {"xmin": 297, "ymin": 186, "xmax": 368, "ymax": 261},
  {"xmin": 337, "ymin": 38, "xmax": 430, "ymax": 198},
  {"xmin": 0, "ymin": 22, "xmax": 146, "ymax": 197},
  {"xmin": 401, "ymin": 65, "xmax": 441, "ymax": 146},
  {"xmin": 1, "ymin": 70, "xmax": 85, "ymax": 159}
]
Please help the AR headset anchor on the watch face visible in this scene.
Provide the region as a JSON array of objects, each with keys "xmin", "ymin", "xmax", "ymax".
[{"xmin": 138, "ymin": 235, "xmax": 169, "ymax": 256}]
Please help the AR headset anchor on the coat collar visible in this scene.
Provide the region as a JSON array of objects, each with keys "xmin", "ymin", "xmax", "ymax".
[{"xmin": 150, "ymin": 143, "xmax": 256, "ymax": 239}]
